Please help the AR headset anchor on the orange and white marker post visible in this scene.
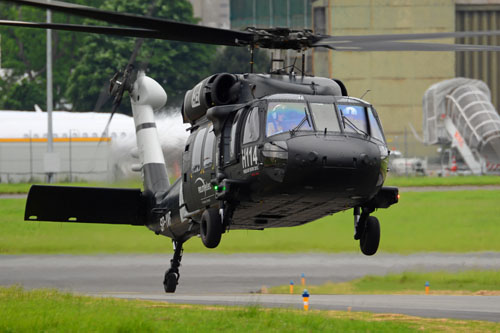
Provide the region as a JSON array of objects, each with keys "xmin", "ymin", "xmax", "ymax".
[
  {"xmin": 301, "ymin": 273, "xmax": 306, "ymax": 286},
  {"xmin": 290, "ymin": 280, "xmax": 294, "ymax": 294},
  {"xmin": 425, "ymin": 281, "xmax": 430, "ymax": 295},
  {"xmin": 302, "ymin": 289, "xmax": 310, "ymax": 311},
  {"xmin": 451, "ymin": 156, "xmax": 457, "ymax": 173}
]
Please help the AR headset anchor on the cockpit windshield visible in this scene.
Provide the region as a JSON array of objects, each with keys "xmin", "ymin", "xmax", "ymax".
[
  {"xmin": 265, "ymin": 99, "xmax": 385, "ymax": 142},
  {"xmin": 309, "ymin": 103, "xmax": 341, "ymax": 132},
  {"xmin": 266, "ymin": 102, "xmax": 312, "ymax": 136},
  {"xmin": 337, "ymin": 104, "xmax": 368, "ymax": 134}
]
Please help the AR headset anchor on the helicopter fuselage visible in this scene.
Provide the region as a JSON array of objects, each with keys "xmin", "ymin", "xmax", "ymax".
[{"xmin": 148, "ymin": 74, "xmax": 393, "ymax": 242}]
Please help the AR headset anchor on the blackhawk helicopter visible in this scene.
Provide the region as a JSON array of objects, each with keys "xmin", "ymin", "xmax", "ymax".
[{"xmin": 3, "ymin": 0, "xmax": 500, "ymax": 293}]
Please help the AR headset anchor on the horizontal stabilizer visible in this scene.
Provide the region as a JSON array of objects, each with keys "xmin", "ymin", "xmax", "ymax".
[{"xmin": 25, "ymin": 185, "xmax": 145, "ymax": 225}]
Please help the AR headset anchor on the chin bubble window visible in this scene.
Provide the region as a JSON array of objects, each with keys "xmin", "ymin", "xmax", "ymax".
[{"xmin": 266, "ymin": 102, "xmax": 312, "ymax": 136}]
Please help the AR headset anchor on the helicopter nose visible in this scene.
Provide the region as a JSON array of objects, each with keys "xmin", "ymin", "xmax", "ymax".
[{"xmin": 284, "ymin": 135, "xmax": 381, "ymax": 196}]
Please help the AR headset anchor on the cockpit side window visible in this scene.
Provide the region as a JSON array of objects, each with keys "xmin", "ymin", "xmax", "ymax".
[
  {"xmin": 243, "ymin": 106, "xmax": 260, "ymax": 144},
  {"xmin": 229, "ymin": 110, "xmax": 241, "ymax": 161},
  {"xmin": 368, "ymin": 107, "xmax": 386, "ymax": 143},
  {"xmin": 203, "ymin": 125, "xmax": 215, "ymax": 169},
  {"xmin": 192, "ymin": 127, "xmax": 206, "ymax": 172},
  {"xmin": 309, "ymin": 103, "xmax": 341, "ymax": 132},
  {"xmin": 266, "ymin": 102, "xmax": 312, "ymax": 136},
  {"xmin": 338, "ymin": 104, "xmax": 368, "ymax": 134}
]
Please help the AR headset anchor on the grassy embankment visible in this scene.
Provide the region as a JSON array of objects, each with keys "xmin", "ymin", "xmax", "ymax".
[
  {"xmin": 0, "ymin": 180, "xmax": 143, "ymax": 194},
  {"xmin": 384, "ymin": 174, "xmax": 500, "ymax": 187},
  {"xmin": 269, "ymin": 270, "xmax": 500, "ymax": 295},
  {"xmin": 0, "ymin": 175, "xmax": 499, "ymax": 194},
  {"xmin": 1, "ymin": 286, "xmax": 498, "ymax": 332},
  {"xmin": 1, "ymin": 189, "xmax": 499, "ymax": 254}
]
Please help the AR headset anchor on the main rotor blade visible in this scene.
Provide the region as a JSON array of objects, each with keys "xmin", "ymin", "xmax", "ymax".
[
  {"xmin": 0, "ymin": 20, "xmax": 168, "ymax": 39},
  {"xmin": 328, "ymin": 41, "xmax": 500, "ymax": 52},
  {"xmin": 316, "ymin": 30, "xmax": 500, "ymax": 46},
  {"xmin": 2, "ymin": 0, "xmax": 254, "ymax": 46}
]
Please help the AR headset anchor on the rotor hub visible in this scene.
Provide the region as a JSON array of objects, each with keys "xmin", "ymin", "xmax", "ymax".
[{"xmin": 242, "ymin": 27, "xmax": 322, "ymax": 50}]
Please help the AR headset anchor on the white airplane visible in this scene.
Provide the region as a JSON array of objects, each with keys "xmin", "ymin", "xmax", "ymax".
[
  {"xmin": 0, "ymin": 105, "xmax": 135, "ymax": 139},
  {"xmin": 0, "ymin": 106, "xmax": 188, "ymax": 179}
]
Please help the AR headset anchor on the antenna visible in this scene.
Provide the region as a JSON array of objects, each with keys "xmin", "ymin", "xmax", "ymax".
[
  {"xmin": 249, "ymin": 44, "xmax": 254, "ymax": 73},
  {"xmin": 301, "ymin": 52, "xmax": 305, "ymax": 78},
  {"xmin": 360, "ymin": 89, "xmax": 371, "ymax": 99},
  {"xmin": 290, "ymin": 57, "xmax": 297, "ymax": 74}
]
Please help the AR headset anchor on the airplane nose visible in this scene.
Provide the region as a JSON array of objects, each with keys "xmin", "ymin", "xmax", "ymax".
[{"xmin": 284, "ymin": 136, "xmax": 381, "ymax": 195}]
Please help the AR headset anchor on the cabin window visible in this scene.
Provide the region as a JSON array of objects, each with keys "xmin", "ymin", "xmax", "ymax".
[
  {"xmin": 338, "ymin": 104, "xmax": 368, "ymax": 134},
  {"xmin": 368, "ymin": 107, "xmax": 385, "ymax": 143},
  {"xmin": 309, "ymin": 103, "xmax": 340, "ymax": 132},
  {"xmin": 192, "ymin": 127, "xmax": 207, "ymax": 172},
  {"xmin": 243, "ymin": 107, "xmax": 260, "ymax": 144},
  {"xmin": 229, "ymin": 111, "xmax": 241, "ymax": 160},
  {"xmin": 203, "ymin": 126, "xmax": 215, "ymax": 168},
  {"xmin": 266, "ymin": 102, "xmax": 312, "ymax": 136}
]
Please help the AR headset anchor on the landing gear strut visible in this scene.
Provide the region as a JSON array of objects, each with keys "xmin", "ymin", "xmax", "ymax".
[
  {"xmin": 354, "ymin": 206, "xmax": 380, "ymax": 256},
  {"xmin": 164, "ymin": 240, "xmax": 184, "ymax": 293}
]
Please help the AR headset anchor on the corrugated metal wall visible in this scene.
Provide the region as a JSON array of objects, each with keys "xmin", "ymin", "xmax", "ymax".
[
  {"xmin": 230, "ymin": 0, "xmax": 311, "ymax": 29},
  {"xmin": 456, "ymin": 5, "xmax": 500, "ymax": 112}
]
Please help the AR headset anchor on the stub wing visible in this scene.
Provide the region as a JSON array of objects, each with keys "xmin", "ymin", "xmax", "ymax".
[{"xmin": 24, "ymin": 185, "xmax": 146, "ymax": 225}]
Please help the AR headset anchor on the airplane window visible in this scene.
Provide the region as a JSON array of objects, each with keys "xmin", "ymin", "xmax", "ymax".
[
  {"xmin": 203, "ymin": 126, "xmax": 215, "ymax": 168},
  {"xmin": 368, "ymin": 107, "xmax": 386, "ymax": 143},
  {"xmin": 266, "ymin": 102, "xmax": 312, "ymax": 136},
  {"xmin": 309, "ymin": 103, "xmax": 340, "ymax": 132},
  {"xmin": 229, "ymin": 111, "xmax": 241, "ymax": 160},
  {"xmin": 338, "ymin": 104, "xmax": 368, "ymax": 134},
  {"xmin": 192, "ymin": 127, "xmax": 206, "ymax": 173},
  {"xmin": 243, "ymin": 107, "xmax": 260, "ymax": 144}
]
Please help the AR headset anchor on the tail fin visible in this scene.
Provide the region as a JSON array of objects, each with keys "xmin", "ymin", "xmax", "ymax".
[{"xmin": 130, "ymin": 72, "xmax": 170, "ymax": 194}]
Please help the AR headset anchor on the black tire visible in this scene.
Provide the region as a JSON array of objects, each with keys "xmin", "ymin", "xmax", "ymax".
[
  {"xmin": 200, "ymin": 208, "xmax": 222, "ymax": 249},
  {"xmin": 360, "ymin": 216, "xmax": 380, "ymax": 256},
  {"xmin": 163, "ymin": 270, "xmax": 178, "ymax": 293}
]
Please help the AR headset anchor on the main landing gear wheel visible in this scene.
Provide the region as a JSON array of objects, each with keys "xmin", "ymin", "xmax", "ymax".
[
  {"xmin": 359, "ymin": 216, "xmax": 380, "ymax": 256},
  {"xmin": 200, "ymin": 208, "xmax": 222, "ymax": 248}
]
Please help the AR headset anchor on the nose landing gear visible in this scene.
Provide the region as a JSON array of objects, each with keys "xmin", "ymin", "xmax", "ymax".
[{"xmin": 354, "ymin": 206, "xmax": 380, "ymax": 256}]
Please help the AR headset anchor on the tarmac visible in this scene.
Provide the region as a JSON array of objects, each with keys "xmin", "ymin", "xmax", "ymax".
[{"xmin": 1, "ymin": 252, "xmax": 500, "ymax": 322}]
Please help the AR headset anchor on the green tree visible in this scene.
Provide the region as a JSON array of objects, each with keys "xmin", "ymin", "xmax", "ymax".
[
  {"xmin": 0, "ymin": 0, "xmax": 216, "ymax": 112},
  {"xmin": 65, "ymin": 0, "xmax": 216, "ymax": 113},
  {"xmin": 0, "ymin": 1, "xmax": 102, "ymax": 110}
]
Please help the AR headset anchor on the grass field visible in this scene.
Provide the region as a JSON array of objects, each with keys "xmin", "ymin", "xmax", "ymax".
[
  {"xmin": 0, "ymin": 175, "xmax": 498, "ymax": 194},
  {"xmin": 269, "ymin": 270, "xmax": 500, "ymax": 295},
  {"xmin": 0, "ymin": 180, "xmax": 143, "ymax": 194},
  {"xmin": 0, "ymin": 190, "xmax": 499, "ymax": 254},
  {"xmin": 384, "ymin": 175, "xmax": 500, "ymax": 187},
  {"xmin": 1, "ymin": 286, "xmax": 498, "ymax": 332}
]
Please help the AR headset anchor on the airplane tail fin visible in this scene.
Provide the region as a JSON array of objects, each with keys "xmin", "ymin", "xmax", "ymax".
[{"xmin": 129, "ymin": 72, "xmax": 170, "ymax": 195}]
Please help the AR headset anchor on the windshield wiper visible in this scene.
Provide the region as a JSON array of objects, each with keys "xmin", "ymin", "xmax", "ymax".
[
  {"xmin": 342, "ymin": 115, "xmax": 369, "ymax": 137},
  {"xmin": 290, "ymin": 109, "xmax": 311, "ymax": 136}
]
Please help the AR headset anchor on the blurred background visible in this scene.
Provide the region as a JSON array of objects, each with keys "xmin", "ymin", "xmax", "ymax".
[{"xmin": 1, "ymin": 0, "xmax": 499, "ymax": 183}]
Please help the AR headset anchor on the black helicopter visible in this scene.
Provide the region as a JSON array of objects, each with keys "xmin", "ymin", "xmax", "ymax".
[{"xmin": 4, "ymin": 0, "xmax": 500, "ymax": 293}]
